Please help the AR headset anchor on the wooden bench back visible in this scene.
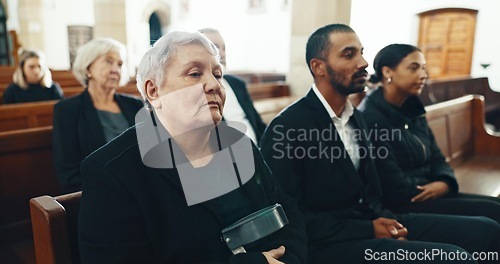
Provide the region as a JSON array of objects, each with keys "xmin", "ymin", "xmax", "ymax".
[
  {"xmin": 0, "ymin": 126, "xmax": 60, "ymax": 246},
  {"xmin": 0, "ymin": 100, "xmax": 57, "ymax": 132},
  {"xmin": 253, "ymin": 96, "xmax": 299, "ymax": 124},
  {"xmin": 421, "ymin": 77, "xmax": 500, "ymax": 127},
  {"xmin": 30, "ymin": 191, "xmax": 81, "ymax": 264},
  {"xmin": 425, "ymin": 94, "xmax": 500, "ymax": 168},
  {"xmin": 0, "ymin": 69, "xmax": 80, "ymax": 88},
  {"xmin": 247, "ymin": 82, "xmax": 290, "ymax": 100},
  {"xmin": 426, "ymin": 95, "xmax": 475, "ymax": 168},
  {"xmin": 226, "ymin": 71, "xmax": 286, "ymax": 84}
]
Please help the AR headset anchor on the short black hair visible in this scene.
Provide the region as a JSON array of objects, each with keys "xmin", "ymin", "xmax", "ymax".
[{"xmin": 305, "ymin": 24, "xmax": 355, "ymax": 76}]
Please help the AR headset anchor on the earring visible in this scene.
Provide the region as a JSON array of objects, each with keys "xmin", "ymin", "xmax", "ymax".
[
  {"xmin": 87, "ymin": 73, "xmax": 92, "ymax": 79},
  {"xmin": 387, "ymin": 77, "xmax": 392, "ymax": 84}
]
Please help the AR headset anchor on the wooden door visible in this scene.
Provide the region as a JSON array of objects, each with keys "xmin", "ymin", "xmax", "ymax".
[{"xmin": 418, "ymin": 8, "xmax": 477, "ymax": 79}]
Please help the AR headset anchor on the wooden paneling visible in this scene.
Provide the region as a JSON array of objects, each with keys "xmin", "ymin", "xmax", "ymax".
[
  {"xmin": 425, "ymin": 95, "xmax": 500, "ymax": 196},
  {"xmin": 418, "ymin": 8, "xmax": 477, "ymax": 79}
]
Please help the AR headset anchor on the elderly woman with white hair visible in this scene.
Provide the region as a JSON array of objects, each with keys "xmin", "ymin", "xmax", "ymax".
[
  {"xmin": 77, "ymin": 31, "xmax": 307, "ymax": 264},
  {"xmin": 52, "ymin": 38, "xmax": 143, "ymax": 193}
]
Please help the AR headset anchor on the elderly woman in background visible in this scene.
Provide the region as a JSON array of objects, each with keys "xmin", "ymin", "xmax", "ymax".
[
  {"xmin": 3, "ymin": 48, "xmax": 63, "ymax": 104},
  {"xmin": 52, "ymin": 38, "xmax": 143, "ymax": 193},
  {"xmin": 358, "ymin": 43, "xmax": 500, "ymax": 223},
  {"xmin": 78, "ymin": 31, "xmax": 306, "ymax": 264}
]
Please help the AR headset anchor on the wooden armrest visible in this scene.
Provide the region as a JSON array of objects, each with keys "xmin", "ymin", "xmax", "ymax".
[
  {"xmin": 30, "ymin": 193, "xmax": 76, "ymax": 264},
  {"xmin": 472, "ymin": 95, "xmax": 500, "ymax": 155}
]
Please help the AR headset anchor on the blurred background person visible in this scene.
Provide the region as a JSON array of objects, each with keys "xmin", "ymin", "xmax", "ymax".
[
  {"xmin": 199, "ymin": 28, "xmax": 267, "ymax": 144},
  {"xmin": 3, "ymin": 48, "xmax": 63, "ymax": 104},
  {"xmin": 52, "ymin": 38, "xmax": 143, "ymax": 193}
]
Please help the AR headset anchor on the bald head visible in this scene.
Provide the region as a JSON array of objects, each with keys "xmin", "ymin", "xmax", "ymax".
[{"xmin": 199, "ymin": 28, "xmax": 226, "ymax": 67}]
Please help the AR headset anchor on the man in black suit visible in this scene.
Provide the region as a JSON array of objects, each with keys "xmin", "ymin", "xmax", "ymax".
[
  {"xmin": 200, "ymin": 28, "xmax": 267, "ymax": 144},
  {"xmin": 260, "ymin": 24, "xmax": 500, "ymax": 263}
]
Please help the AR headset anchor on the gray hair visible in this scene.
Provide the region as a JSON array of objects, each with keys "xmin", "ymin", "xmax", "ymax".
[
  {"xmin": 136, "ymin": 31, "xmax": 220, "ymax": 100},
  {"xmin": 72, "ymin": 37, "xmax": 129, "ymax": 87},
  {"xmin": 13, "ymin": 48, "xmax": 53, "ymax": 89}
]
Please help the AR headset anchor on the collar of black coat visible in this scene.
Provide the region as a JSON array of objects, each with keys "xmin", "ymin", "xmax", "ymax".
[{"xmin": 366, "ymin": 87, "xmax": 426, "ymax": 124}]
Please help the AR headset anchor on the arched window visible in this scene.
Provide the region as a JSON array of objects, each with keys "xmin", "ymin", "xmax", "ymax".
[
  {"xmin": 149, "ymin": 12, "xmax": 162, "ymax": 46},
  {"xmin": 0, "ymin": 2, "xmax": 10, "ymax": 65}
]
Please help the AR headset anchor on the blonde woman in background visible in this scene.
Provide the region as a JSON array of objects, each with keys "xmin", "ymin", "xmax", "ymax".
[{"xmin": 3, "ymin": 48, "xmax": 63, "ymax": 104}]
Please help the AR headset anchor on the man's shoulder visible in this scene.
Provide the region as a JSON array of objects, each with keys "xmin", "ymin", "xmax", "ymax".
[{"xmin": 275, "ymin": 96, "xmax": 311, "ymax": 118}]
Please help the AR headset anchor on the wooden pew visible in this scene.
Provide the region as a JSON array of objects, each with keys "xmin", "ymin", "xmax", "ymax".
[
  {"xmin": 425, "ymin": 95, "xmax": 500, "ymax": 196},
  {"xmin": 421, "ymin": 77, "xmax": 500, "ymax": 129},
  {"xmin": 0, "ymin": 126, "xmax": 60, "ymax": 246},
  {"xmin": 247, "ymin": 82, "xmax": 290, "ymax": 100},
  {"xmin": 226, "ymin": 71, "xmax": 286, "ymax": 84},
  {"xmin": 0, "ymin": 100, "xmax": 57, "ymax": 132},
  {"xmin": 1, "ymin": 68, "xmax": 290, "ymax": 104},
  {"xmin": 30, "ymin": 191, "xmax": 81, "ymax": 264},
  {"xmin": 253, "ymin": 96, "xmax": 299, "ymax": 124},
  {"xmin": 51, "ymin": 70, "xmax": 81, "ymax": 87},
  {"xmin": 124, "ymin": 79, "xmax": 290, "ymax": 101}
]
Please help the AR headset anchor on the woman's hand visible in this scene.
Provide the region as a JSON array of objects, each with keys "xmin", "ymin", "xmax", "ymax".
[
  {"xmin": 372, "ymin": 217, "xmax": 408, "ymax": 240},
  {"xmin": 411, "ymin": 181, "xmax": 450, "ymax": 202},
  {"xmin": 262, "ymin": 246, "xmax": 285, "ymax": 264}
]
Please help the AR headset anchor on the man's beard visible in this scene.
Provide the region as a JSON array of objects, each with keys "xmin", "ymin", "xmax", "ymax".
[{"xmin": 326, "ymin": 64, "xmax": 366, "ymax": 96}]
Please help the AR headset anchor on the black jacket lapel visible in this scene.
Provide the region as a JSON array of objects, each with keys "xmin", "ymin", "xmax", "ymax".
[{"xmin": 304, "ymin": 89, "xmax": 365, "ymax": 190}]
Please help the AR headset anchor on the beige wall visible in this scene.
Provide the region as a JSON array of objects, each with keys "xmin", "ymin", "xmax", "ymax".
[
  {"xmin": 93, "ymin": 0, "xmax": 127, "ymax": 45},
  {"xmin": 289, "ymin": 0, "xmax": 352, "ymax": 96},
  {"xmin": 18, "ymin": 0, "xmax": 45, "ymax": 51}
]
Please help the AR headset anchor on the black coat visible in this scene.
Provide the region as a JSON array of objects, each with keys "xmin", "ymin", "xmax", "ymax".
[
  {"xmin": 78, "ymin": 124, "xmax": 307, "ymax": 264},
  {"xmin": 2, "ymin": 82, "xmax": 63, "ymax": 104},
  {"xmin": 52, "ymin": 89, "xmax": 143, "ymax": 193},
  {"xmin": 357, "ymin": 87, "xmax": 458, "ymax": 206},
  {"xmin": 260, "ymin": 89, "xmax": 396, "ymax": 252},
  {"xmin": 224, "ymin": 75, "xmax": 267, "ymax": 144}
]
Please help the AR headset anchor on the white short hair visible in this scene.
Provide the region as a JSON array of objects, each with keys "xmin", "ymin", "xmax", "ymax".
[
  {"xmin": 72, "ymin": 38, "xmax": 128, "ymax": 87},
  {"xmin": 136, "ymin": 31, "xmax": 220, "ymax": 100}
]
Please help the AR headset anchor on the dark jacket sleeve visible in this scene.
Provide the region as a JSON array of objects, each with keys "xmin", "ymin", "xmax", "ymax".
[
  {"xmin": 260, "ymin": 117, "xmax": 376, "ymax": 246},
  {"xmin": 372, "ymin": 136, "xmax": 431, "ymax": 204},
  {"xmin": 52, "ymin": 100, "xmax": 83, "ymax": 193},
  {"xmin": 423, "ymin": 119, "xmax": 458, "ymax": 193},
  {"xmin": 50, "ymin": 82, "xmax": 64, "ymax": 100},
  {"xmin": 2, "ymin": 83, "xmax": 16, "ymax": 104},
  {"xmin": 79, "ymin": 158, "xmax": 156, "ymax": 264},
  {"xmin": 366, "ymin": 117, "xmax": 458, "ymax": 205},
  {"xmin": 251, "ymin": 148, "xmax": 308, "ymax": 263},
  {"xmin": 80, "ymin": 157, "xmax": 270, "ymax": 264}
]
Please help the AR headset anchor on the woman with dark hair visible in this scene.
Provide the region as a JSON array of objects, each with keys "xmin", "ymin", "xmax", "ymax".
[
  {"xmin": 358, "ymin": 43, "xmax": 500, "ymax": 223},
  {"xmin": 3, "ymin": 48, "xmax": 63, "ymax": 104}
]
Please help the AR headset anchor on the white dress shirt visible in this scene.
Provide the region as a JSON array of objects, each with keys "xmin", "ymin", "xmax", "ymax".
[
  {"xmin": 222, "ymin": 78, "xmax": 258, "ymax": 143},
  {"xmin": 312, "ymin": 84, "xmax": 360, "ymax": 170}
]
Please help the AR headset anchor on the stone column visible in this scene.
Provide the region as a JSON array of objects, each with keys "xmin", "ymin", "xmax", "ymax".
[
  {"xmin": 93, "ymin": 0, "xmax": 127, "ymax": 44},
  {"xmin": 18, "ymin": 0, "xmax": 45, "ymax": 50},
  {"xmin": 289, "ymin": 0, "xmax": 352, "ymax": 96}
]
